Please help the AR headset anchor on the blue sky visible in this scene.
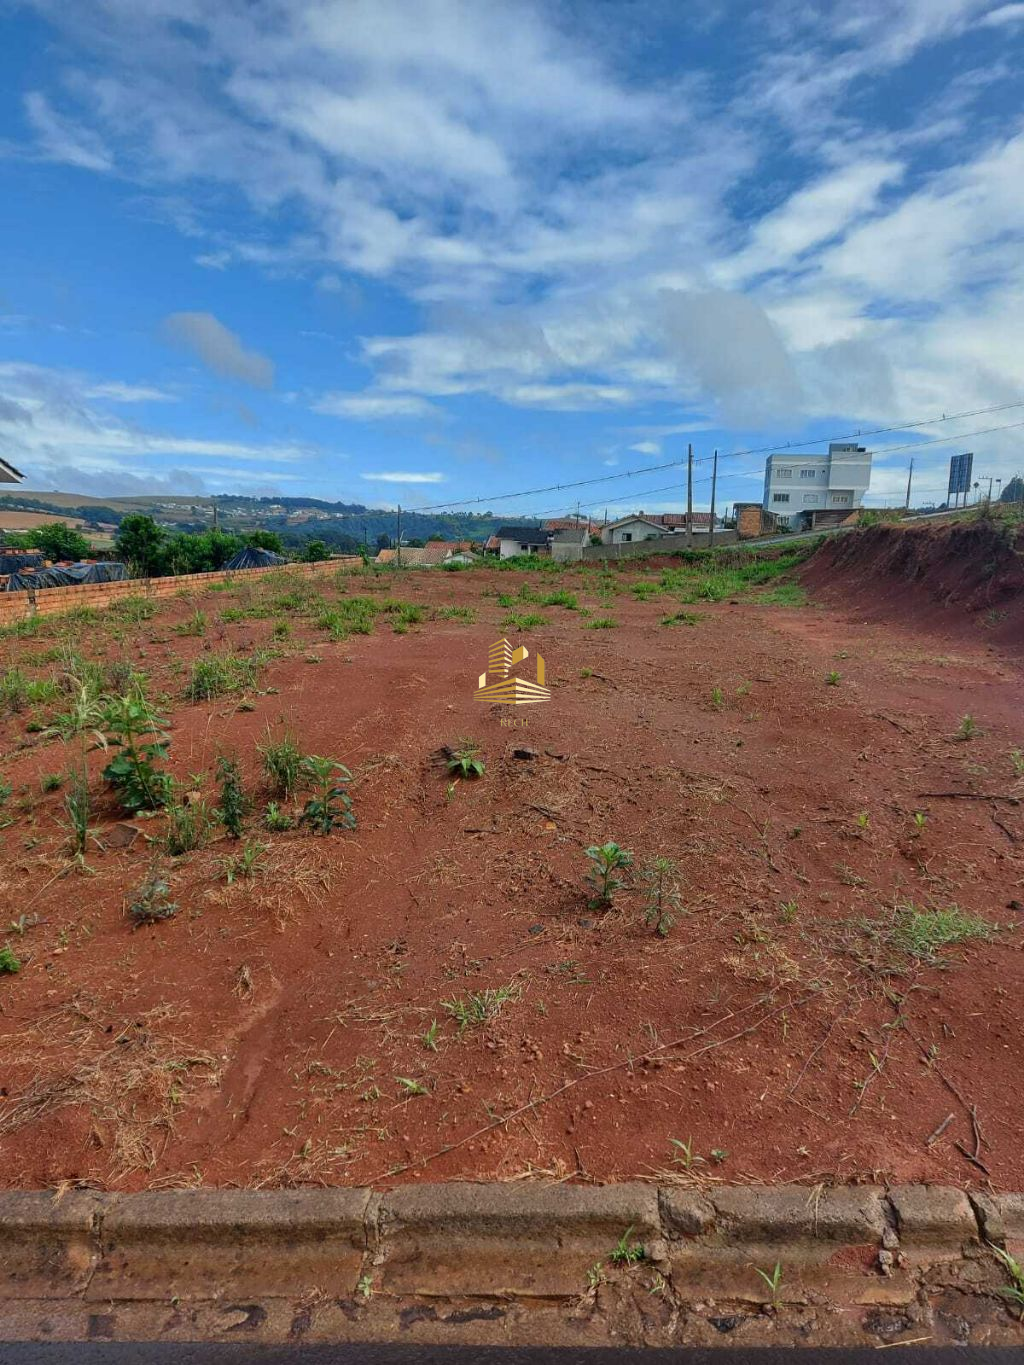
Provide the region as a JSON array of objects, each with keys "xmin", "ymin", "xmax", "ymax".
[{"xmin": 1, "ymin": 0, "xmax": 1023, "ymax": 518}]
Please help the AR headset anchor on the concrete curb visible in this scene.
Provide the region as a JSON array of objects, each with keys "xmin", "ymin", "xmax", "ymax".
[{"xmin": 2, "ymin": 1184, "xmax": 1023, "ymax": 1347}]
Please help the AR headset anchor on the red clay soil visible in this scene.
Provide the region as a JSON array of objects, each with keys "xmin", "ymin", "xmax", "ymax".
[
  {"xmin": 802, "ymin": 518, "xmax": 1024, "ymax": 655},
  {"xmin": 0, "ymin": 554, "xmax": 1022, "ymax": 1194}
]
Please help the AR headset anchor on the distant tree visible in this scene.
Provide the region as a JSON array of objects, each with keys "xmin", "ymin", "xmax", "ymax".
[
  {"xmin": 28, "ymin": 522, "xmax": 92, "ymax": 563},
  {"xmin": 243, "ymin": 530, "xmax": 284, "ymax": 553},
  {"xmin": 165, "ymin": 529, "xmax": 241, "ymax": 574},
  {"xmin": 376, "ymin": 533, "xmax": 391, "ymax": 551},
  {"xmin": 303, "ymin": 539, "xmax": 330, "ymax": 562},
  {"xmin": 999, "ymin": 475, "xmax": 1024, "ymax": 503},
  {"xmin": 427, "ymin": 533, "xmax": 445, "ymax": 542},
  {"xmin": 406, "ymin": 537, "xmax": 425, "ymax": 547},
  {"xmin": 115, "ymin": 514, "xmax": 166, "ymax": 575}
]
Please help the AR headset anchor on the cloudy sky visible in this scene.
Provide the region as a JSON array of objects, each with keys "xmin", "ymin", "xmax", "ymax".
[{"xmin": 1, "ymin": 0, "xmax": 1023, "ymax": 516}]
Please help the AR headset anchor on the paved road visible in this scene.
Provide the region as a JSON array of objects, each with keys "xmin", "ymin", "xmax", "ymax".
[{"xmin": 3, "ymin": 1347, "xmax": 1022, "ymax": 1364}]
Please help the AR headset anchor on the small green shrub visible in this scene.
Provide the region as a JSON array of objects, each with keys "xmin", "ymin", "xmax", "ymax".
[
  {"xmin": 215, "ymin": 755, "xmax": 248, "ymax": 839},
  {"xmin": 299, "ymin": 756, "xmax": 356, "ymax": 834},
  {"xmin": 101, "ymin": 694, "xmax": 172, "ymax": 813},
  {"xmin": 955, "ymin": 713, "xmax": 979, "ymax": 741},
  {"xmin": 259, "ymin": 730, "xmax": 304, "ymax": 799},
  {"xmin": 641, "ymin": 856, "xmax": 681, "ymax": 936},
  {"xmin": 0, "ymin": 945, "xmax": 21, "ymax": 973},
  {"xmin": 446, "ymin": 740, "xmax": 485, "ymax": 780},
  {"xmin": 264, "ymin": 801, "xmax": 296, "ymax": 831},
  {"xmin": 585, "ymin": 841, "xmax": 633, "ymax": 907},
  {"xmin": 165, "ymin": 792, "xmax": 215, "ymax": 856},
  {"xmin": 128, "ymin": 871, "xmax": 177, "ymax": 926},
  {"xmin": 585, "ymin": 617, "xmax": 617, "ymax": 629},
  {"xmin": 222, "ymin": 840, "xmax": 268, "ymax": 883}
]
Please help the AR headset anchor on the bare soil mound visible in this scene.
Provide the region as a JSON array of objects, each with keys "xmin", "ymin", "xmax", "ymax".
[{"xmin": 802, "ymin": 519, "xmax": 1024, "ymax": 652}]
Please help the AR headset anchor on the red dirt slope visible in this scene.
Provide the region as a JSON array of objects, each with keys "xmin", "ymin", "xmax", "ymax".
[{"xmin": 802, "ymin": 519, "xmax": 1024, "ymax": 653}]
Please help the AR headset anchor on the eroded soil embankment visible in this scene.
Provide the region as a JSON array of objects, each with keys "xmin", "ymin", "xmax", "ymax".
[{"xmin": 802, "ymin": 519, "xmax": 1024, "ymax": 652}]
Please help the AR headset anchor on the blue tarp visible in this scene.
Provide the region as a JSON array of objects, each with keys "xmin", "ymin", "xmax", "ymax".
[
  {"xmin": 223, "ymin": 547, "xmax": 287, "ymax": 570},
  {"xmin": 3, "ymin": 560, "xmax": 129, "ymax": 591},
  {"xmin": 0, "ymin": 551, "xmax": 43, "ymax": 576}
]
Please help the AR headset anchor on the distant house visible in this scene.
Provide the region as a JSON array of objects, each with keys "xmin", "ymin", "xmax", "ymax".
[
  {"xmin": 600, "ymin": 516, "xmax": 667, "ymax": 545},
  {"xmin": 549, "ymin": 525, "xmax": 592, "ymax": 561},
  {"xmin": 0, "ymin": 457, "xmax": 24, "ymax": 484},
  {"xmin": 494, "ymin": 525, "xmax": 548, "ymax": 559},
  {"xmin": 483, "ymin": 534, "xmax": 501, "ymax": 554},
  {"xmin": 543, "ymin": 517, "xmax": 599, "ymax": 535},
  {"xmin": 375, "ymin": 540, "xmax": 478, "ymax": 567}
]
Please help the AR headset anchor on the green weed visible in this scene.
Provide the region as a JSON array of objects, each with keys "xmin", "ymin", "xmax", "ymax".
[
  {"xmin": 585, "ymin": 841, "xmax": 633, "ymax": 908},
  {"xmin": 299, "ymin": 756, "xmax": 356, "ymax": 834}
]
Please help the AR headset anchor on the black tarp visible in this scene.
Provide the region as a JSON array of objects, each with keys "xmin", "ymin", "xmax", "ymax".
[
  {"xmin": 3, "ymin": 560, "xmax": 129, "ymax": 591},
  {"xmin": 223, "ymin": 547, "xmax": 287, "ymax": 570},
  {"xmin": 0, "ymin": 551, "xmax": 43, "ymax": 576}
]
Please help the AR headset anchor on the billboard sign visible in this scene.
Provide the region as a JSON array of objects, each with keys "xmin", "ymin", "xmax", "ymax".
[{"xmin": 948, "ymin": 451, "xmax": 974, "ymax": 500}]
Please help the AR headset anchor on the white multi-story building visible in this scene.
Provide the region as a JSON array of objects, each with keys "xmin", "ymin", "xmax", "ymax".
[{"xmin": 762, "ymin": 443, "xmax": 871, "ymax": 524}]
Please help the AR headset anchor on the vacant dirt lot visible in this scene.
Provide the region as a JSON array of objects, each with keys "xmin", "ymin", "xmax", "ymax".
[{"xmin": 0, "ymin": 540, "xmax": 1021, "ymax": 1192}]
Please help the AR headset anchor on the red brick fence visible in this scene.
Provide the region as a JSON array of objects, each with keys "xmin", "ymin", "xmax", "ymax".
[{"xmin": 0, "ymin": 558, "xmax": 362, "ymax": 629}]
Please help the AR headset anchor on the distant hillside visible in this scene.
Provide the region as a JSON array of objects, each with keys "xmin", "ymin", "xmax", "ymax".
[{"xmin": 0, "ymin": 490, "xmax": 538, "ymax": 552}]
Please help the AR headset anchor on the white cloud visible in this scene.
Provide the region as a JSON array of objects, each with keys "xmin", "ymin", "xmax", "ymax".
[
  {"xmin": 83, "ymin": 381, "xmax": 177, "ymax": 403},
  {"xmin": 979, "ymin": 3, "xmax": 1024, "ymax": 24},
  {"xmin": 360, "ymin": 471, "xmax": 446, "ymax": 483},
  {"xmin": 163, "ymin": 312, "xmax": 274, "ymax": 389},
  {"xmin": 629, "ymin": 441, "xmax": 661, "ymax": 455},
  {"xmin": 313, "ymin": 392, "xmax": 439, "ymax": 420},
  {"xmin": 23, "ymin": 91, "xmax": 113, "ymax": 171},
  {"xmin": 502, "ymin": 383, "xmax": 636, "ymax": 410},
  {"xmin": 0, "ymin": 362, "xmax": 313, "ymax": 496}
]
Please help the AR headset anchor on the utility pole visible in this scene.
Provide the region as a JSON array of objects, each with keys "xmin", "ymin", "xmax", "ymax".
[
  {"xmin": 396, "ymin": 505, "xmax": 402, "ymax": 565},
  {"xmin": 904, "ymin": 457, "xmax": 914, "ymax": 510},
  {"xmin": 709, "ymin": 448, "xmax": 718, "ymax": 547},
  {"xmin": 686, "ymin": 443, "xmax": 694, "ymax": 548}
]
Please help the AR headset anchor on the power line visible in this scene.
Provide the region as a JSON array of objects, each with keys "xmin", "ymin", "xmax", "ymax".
[
  {"xmin": 404, "ymin": 399, "xmax": 1024, "ymax": 513},
  {"xmin": 520, "ymin": 418, "xmax": 1024, "ymax": 521}
]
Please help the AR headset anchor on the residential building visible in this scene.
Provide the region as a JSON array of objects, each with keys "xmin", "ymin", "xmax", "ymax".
[
  {"xmin": 601, "ymin": 516, "xmax": 666, "ymax": 545},
  {"xmin": 549, "ymin": 525, "xmax": 592, "ymax": 561},
  {"xmin": 762, "ymin": 443, "xmax": 871, "ymax": 524},
  {"xmin": 375, "ymin": 540, "xmax": 477, "ymax": 567},
  {"xmin": 494, "ymin": 525, "xmax": 548, "ymax": 559},
  {"xmin": 1, "ymin": 456, "xmax": 25, "ymax": 483},
  {"xmin": 600, "ymin": 511, "xmax": 716, "ymax": 545}
]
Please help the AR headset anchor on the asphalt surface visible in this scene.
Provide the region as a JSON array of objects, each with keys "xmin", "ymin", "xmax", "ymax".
[{"xmin": 3, "ymin": 1347, "xmax": 1023, "ymax": 1364}]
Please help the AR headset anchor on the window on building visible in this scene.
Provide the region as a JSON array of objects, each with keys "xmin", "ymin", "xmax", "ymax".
[
  {"xmin": 772, "ymin": 493, "xmax": 790, "ymax": 504},
  {"xmin": 800, "ymin": 468, "xmax": 817, "ymax": 479},
  {"xmin": 833, "ymin": 494, "xmax": 851, "ymax": 505},
  {"xmin": 622, "ymin": 532, "xmax": 632, "ymax": 542},
  {"xmin": 803, "ymin": 494, "xmax": 818, "ymax": 503},
  {"xmin": 775, "ymin": 467, "xmax": 792, "ymax": 478}
]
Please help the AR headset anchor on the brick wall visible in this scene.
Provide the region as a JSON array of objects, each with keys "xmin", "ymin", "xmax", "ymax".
[
  {"xmin": 737, "ymin": 506, "xmax": 764, "ymax": 539},
  {"xmin": 0, "ymin": 558, "xmax": 361, "ymax": 628}
]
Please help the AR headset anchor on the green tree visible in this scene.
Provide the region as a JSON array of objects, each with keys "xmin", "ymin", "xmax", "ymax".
[
  {"xmin": 376, "ymin": 533, "xmax": 391, "ymax": 551},
  {"xmin": 243, "ymin": 530, "xmax": 284, "ymax": 553},
  {"xmin": 164, "ymin": 529, "xmax": 241, "ymax": 574},
  {"xmin": 115, "ymin": 514, "xmax": 166, "ymax": 575},
  {"xmin": 999, "ymin": 475, "xmax": 1024, "ymax": 503},
  {"xmin": 303, "ymin": 539, "xmax": 330, "ymax": 562},
  {"xmin": 28, "ymin": 522, "xmax": 91, "ymax": 563}
]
